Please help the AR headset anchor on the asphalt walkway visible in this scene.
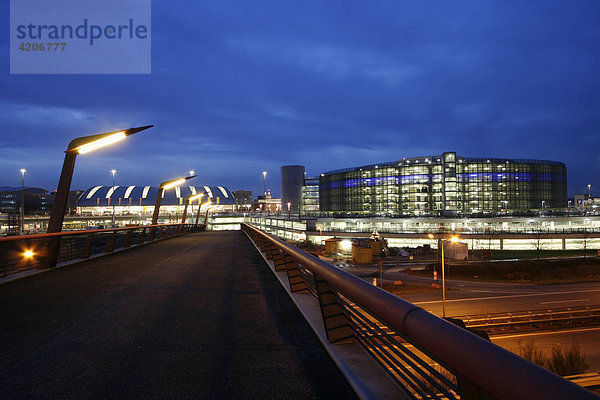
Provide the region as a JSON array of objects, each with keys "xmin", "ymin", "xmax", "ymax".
[{"xmin": 0, "ymin": 231, "xmax": 358, "ymax": 399}]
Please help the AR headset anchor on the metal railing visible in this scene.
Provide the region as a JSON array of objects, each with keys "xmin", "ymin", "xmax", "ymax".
[
  {"xmin": 0, "ymin": 223, "xmax": 205, "ymax": 277},
  {"xmin": 241, "ymin": 223, "xmax": 596, "ymax": 400},
  {"xmin": 461, "ymin": 306, "xmax": 600, "ymax": 334}
]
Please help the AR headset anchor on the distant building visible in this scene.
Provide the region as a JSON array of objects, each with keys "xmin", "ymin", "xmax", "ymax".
[
  {"xmin": 319, "ymin": 152, "xmax": 567, "ymax": 217},
  {"xmin": 301, "ymin": 175, "xmax": 320, "ymax": 216},
  {"xmin": 67, "ymin": 190, "xmax": 85, "ymax": 214},
  {"xmin": 0, "ymin": 187, "xmax": 53, "ymax": 215},
  {"xmin": 233, "ymin": 190, "xmax": 252, "ymax": 211},
  {"xmin": 280, "ymin": 165, "xmax": 320, "ymax": 217},
  {"xmin": 253, "ymin": 193, "xmax": 281, "ymax": 214},
  {"xmin": 76, "ymin": 184, "xmax": 236, "ymax": 216},
  {"xmin": 573, "ymin": 193, "xmax": 599, "ymax": 213}
]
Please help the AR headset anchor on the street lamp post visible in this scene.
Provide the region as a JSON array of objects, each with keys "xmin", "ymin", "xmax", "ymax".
[
  {"xmin": 150, "ymin": 175, "xmax": 196, "ymax": 240},
  {"xmin": 181, "ymin": 192, "xmax": 204, "ymax": 224},
  {"xmin": 47, "ymin": 125, "xmax": 153, "ymax": 234},
  {"xmin": 152, "ymin": 175, "xmax": 197, "ymax": 226},
  {"xmin": 20, "ymin": 169, "xmax": 26, "ymax": 235},
  {"xmin": 195, "ymin": 199, "xmax": 211, "ymax": 225},
  {"xmin": 110, "ymin": 169, "xmax": 117, "ymax": 226},
  {"xmin": 204, "ymin": 205, "xmax": 216, "ymax": 226},
  {"xmin": 262, "ymin": 171, "xmax": 267, "ymax": 196},
  {"xmin": 287, "ymin": 202, "xmax": 291, "ymax": 218},
  {"xmin": 428, "ymin": 233, "xmax": 459, "ymax": 318}
]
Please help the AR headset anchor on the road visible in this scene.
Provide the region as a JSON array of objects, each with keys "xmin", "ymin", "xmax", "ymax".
[
  {"xmin": 345, "ymin": 265, "xmax": 600, "ymax": 316},
  {"xmin": 341, "ymin": 264, "xmax": 600, "ymax": 371},
  {"xmin": 0, "ymin": 231, "xmax": 358, "ymax": 400}
]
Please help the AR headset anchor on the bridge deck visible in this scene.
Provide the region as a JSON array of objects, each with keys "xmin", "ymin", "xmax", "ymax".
[{"xmin": 0, "ymin": 231, "xmax": 358, "ymax": 399}]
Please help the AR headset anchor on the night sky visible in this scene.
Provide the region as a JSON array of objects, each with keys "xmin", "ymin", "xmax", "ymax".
[{"xmin": 1, "ymin": 1, "xmax": 599, "ymax": 198}]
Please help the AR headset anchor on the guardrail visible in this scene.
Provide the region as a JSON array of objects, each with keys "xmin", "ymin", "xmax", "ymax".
[
  {"xmin": 463, "ymin": 306, "xmax": 600, "ymax": 327},
  {"xmin": 241, "ymin": 223, "xmax": 596, "ymax": 400},
  {"xmin": 0, "ymin": 223, "xmax": 205, "ymax": 277}
]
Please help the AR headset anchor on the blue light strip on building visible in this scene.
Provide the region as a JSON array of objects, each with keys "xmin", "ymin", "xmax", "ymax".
[{"xmin": 320, "ymin": 172, "xmax": 563, "ymax": 190}]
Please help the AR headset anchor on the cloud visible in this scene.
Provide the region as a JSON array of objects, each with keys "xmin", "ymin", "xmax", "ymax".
[
  {"xmin": 228, "ymin": 38, "xmax": 418, "ymax": 87},
  {"xmin": 0, "ymin": 100, "xmax": 92, "ymax": 127}
]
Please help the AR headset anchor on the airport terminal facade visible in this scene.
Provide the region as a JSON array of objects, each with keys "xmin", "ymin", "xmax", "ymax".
[{"xmin": 319, "ymin": 152, "xmax": 567, "ymax": 216}]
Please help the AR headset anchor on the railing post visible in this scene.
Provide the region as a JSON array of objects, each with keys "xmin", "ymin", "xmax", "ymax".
[
  {"xmin": 314, "ymin": 273, "xmax": 355, "ymax": 344},
  {"xmin": 272, "ymin": 248, "xmax": 287, "ymax": 271},
  {"xmin": 47, "ymin": 236, "xmax": 61, "ymax": 268},
  {"xmin": 105, "ymin": 231, "xmax": 117, "ymax": 253},
  {"xmin": 283, "ymin": 253, "xmax": 310, "ymax": 293},
  {"xmin": 80, "ymin": 233, "xmax": 94, "ymax": 259},
  {"xmin": 124, "ymin": 229, "xmax": 134, "ymax": 248},
  {"xmin": 263, "ymin": 243, "xmax": 277, "ymax": 260},
  {"xmin": 138, "ymin": 228, "xmax": 146, "ymax": 244},
  {"xmin": 254, "ymin": 235, "xmax": 267, "ymax": 252}
]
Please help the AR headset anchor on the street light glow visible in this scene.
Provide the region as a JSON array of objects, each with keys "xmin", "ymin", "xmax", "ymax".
[
  {"xmin": 449, "ymin": 236, "xmax": 459, "ymax": 242},
  {"xmin": 189, "ymin": 193, "xmax": 204, "ymax": 202},
  {"xmin": 23, "ymin": 250, "xmax": 34, "ymax": 258},
  {"xmin": 162, "ymin": 178, "xmax": 186, "ymax": 190},
  {"xmin": 189, "ymin": 170, "xmax": 195, "ymax": 176},
  {"xmin": 73, "ymin": 131, "xmax": 127, "ymax": 154}
]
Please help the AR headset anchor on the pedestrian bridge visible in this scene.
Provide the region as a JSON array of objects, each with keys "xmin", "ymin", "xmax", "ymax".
[{"xmin": 0, "ymin": 225, "xmax": 595, "ymax": 399}]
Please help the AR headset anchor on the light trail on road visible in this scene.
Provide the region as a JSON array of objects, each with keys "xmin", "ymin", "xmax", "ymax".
[
  {"xmin": 412, "ymin": 288, "xmax": 600, "ymax": 306},
  {"xmin": 541, "ymin": 299, "xmax": 591, "ymax": 305}
]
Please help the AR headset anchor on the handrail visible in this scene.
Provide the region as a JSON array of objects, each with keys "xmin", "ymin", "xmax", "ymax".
[
  {"xmin": 0, "ymin": 223, "xmax": 189, "ymax": 243},
  {"xmin": 1, "ymin": 223, "xmax": 205, "ymax": 278},
  {"xmin": 241, "ymin": 223, "xmax": 596, "ymax": 400}
]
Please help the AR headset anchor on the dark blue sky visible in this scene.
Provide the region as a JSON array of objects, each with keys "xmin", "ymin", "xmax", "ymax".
[{"xmin": 2, "ymin": 1, "xmax": 599, "ymax": 198}]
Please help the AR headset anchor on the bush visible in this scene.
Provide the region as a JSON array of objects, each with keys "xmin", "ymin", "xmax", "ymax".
[
  {"xmin": 518, "ymin": 340, "xmax": 547, "ymax": 368},
  {"xmin": 548, "ymin": 343, "xmax": 589, "ymax": 376},
  {"xmin": 516, "ymin": 340, "xmax": 588, "ymax": 376}
]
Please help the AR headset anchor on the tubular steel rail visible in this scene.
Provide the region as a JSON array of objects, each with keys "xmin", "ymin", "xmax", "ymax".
[
  {"xmin": 463, "ymin": 306, "xmax": 600, "ymax": 328},
  {"xmin": 241, "ymin": 223, "xmax": 597, "ymax": 400},
  {"xmin": 0, "ymin": 223, "xmax": 205, "ymax": 277}
]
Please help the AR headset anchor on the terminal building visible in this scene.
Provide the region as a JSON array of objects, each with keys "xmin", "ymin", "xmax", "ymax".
[
  {"xmin": 76, "ymin": 184, "xmax": 236, "ymax": 218},
  {"xmin": 319, "ymin": 152, "xmax": 567, "ymax": 217}
]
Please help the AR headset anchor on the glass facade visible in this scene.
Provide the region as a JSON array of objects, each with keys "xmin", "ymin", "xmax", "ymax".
[
  {"xmin": 301, "ymin": 176, "xmax": 320, "ymax": 216},
  {"xmin": 319, "ymin": 152, "xmax": 567, "ymax": 216}
]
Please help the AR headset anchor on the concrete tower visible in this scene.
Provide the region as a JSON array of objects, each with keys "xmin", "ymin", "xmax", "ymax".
[{"xmin": 280, "ymin": 165, "xmax": 305, "ymax": 216}]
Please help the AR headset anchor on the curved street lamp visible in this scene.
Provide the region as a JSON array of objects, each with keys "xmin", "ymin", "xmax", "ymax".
[
  {"xmin": 181, "ymin": 192, "xmax": 204, "ymax": 224},
  {"xmin": 47, "ymin": 125, "xmax": 153, "ymax": 233},
  {"xmin": 151, "ymin": 175, "xmax": 197, "ymax": 225},
  {"xmin": 196, "ymin": 200, "xmax": 212, "ymax": 225},
  {"xmin": 204, "ymin": 205, "xmax": 217, "ymax": 226},
  {"xmin": 428, "ymin": 233, "xmax": 459, "ymax": 318}
]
